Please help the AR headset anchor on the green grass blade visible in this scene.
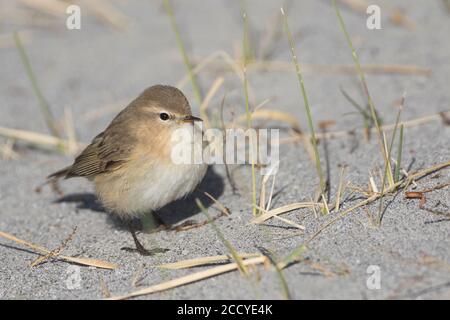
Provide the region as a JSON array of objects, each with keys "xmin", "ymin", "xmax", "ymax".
[
  {"xmin": 258, "ymin": 247, "xmax": 292, "ymax": 299},
  {"xmin": 14, "ymin": 31, "xmax": 61, "ymax": 139},
  {"xmin": 280, "ymin": 7, "xmax": 326, "ymax": 196},
  {"xmin": 196, "ymin": 199, "xmax": 249, "ymax": 276},
  {"xmin": 242, "ymin": 12, "xmax": 258, "ymax": 216},
  {"xmin": 240, "ymin": 1, "xmax": 254, "ymax": 64},
  {"xmin": 163, "ymin": 0, "xmax": 202, "ymax": 105},
  {"xmin": 377, "ymin": 104, "xmax": 403, "ymax": 221},
  {"xmin": 279, "ymin": 244, "xmax": 307, "ymax": 269},
  {"xmin": 332, "ymin": 1, "xmax": 391, "ymax": 179}
]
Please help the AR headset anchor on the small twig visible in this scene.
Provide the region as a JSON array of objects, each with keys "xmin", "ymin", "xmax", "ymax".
[
  {"xmin": 30, "ymin": 226, "xmax": 78, "ymax": 267},
  {"xmin": 0, "ymin": 230, "xmax": 117, "ymax": 269}
]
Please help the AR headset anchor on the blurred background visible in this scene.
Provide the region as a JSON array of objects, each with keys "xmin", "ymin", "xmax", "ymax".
[{"xmin": 1, "ymin": 0, "xmax": 449, "ymax": 147}]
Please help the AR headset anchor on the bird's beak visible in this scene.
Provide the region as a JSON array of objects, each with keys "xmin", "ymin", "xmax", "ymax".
[{"xmin": 181, "ymin": 115, "xmax": 203, "ymax": 123}]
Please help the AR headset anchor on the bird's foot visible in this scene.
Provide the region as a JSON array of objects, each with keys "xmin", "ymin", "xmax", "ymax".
[
  {"xmin": 122, "ymin": 228, "xmax": 169, "ymax": 256},
  {"xmin": 121, "ymin": 246, "xmax": 169, "ymax": 256}
]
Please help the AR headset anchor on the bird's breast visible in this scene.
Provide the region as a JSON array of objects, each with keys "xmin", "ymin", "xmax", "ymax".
[{"xmin": 94, "ymin": 135, "xmax": 207, "ymax": 218}]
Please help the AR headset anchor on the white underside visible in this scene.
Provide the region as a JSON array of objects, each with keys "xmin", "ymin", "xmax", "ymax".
[{"xmin": 95, "ymin": 125, "xmax": 207, "ymax": 218}]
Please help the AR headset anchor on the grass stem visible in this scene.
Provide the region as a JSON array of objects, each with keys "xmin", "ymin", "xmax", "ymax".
[
  {"xmin": 14, "ymin": 31, "xmax": 61, "ymax": 140},
  {"xmin": 377, "ymin": 98, "xmax": 404, "ymax": 221},
  {"xmin": 332, "ymin": 1, "xmax": 392, "ymax": 181},
  {"xmin": 243, "ymin": 12, "xmax": 258, "ymax": 216},
  {"xmin": 281, "ymin": 7, "xmax": 326, "ymax": 196},
  {"xmin": 163, "ymin": 0, "xmax": 202, "ymax": 105},
  {"xmin": 196, "ymin": 199, "xmax": 249, "ymax": 275}
]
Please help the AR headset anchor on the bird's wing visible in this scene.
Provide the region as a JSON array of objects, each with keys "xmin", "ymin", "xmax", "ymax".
[{"xmin": 63, "ymin": 125, "xmax": 135, "ymax": 179}]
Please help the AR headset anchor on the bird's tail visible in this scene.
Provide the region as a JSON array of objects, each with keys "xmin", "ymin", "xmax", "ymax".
[{"xmin": 47, "ymin": 167, "xmax": 70, "ymax": 180}]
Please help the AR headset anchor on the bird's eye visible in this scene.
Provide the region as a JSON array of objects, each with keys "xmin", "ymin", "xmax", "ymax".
[{"xmin": 159, "ymin": 112, "xmax": 170, "ymax": 121}]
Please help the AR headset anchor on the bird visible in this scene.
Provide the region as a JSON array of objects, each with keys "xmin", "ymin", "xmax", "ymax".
[{"xmin": 49, "ymin": 85, "xmax": 207, "ymax": 255}]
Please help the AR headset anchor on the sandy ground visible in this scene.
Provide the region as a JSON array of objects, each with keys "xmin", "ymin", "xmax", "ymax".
[{"xmin": 0, "ymin": 0, "xmax": 449, "ymax": 299}]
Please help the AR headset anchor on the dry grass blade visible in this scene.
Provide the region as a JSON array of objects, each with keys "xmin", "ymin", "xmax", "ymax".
[
  {"xmin": 409, "ymin": 182, "xmax": 450, "ymax": 194},
  {"xmin": 108, "ymin": 256, "xmax": 267, "ymax": 300},
  {"xmin": 394, "ymin": 124, "xmax": 404, "ymax": 182},
  {"xmin": 0, "ymin": 230, "xmax": 118, "ymax": 270},
  {"xmin": 0, "ymin": 126, "xmax": 85, "ymax": 154},
  {"xmin": 251, "ymin": 61, "xmax": 431, "ymax": 76},
  {"xmin": 200, "ymin": 57, "xmax": 431, "ymax": 76},
  {"xmin": 266, "ymin": 172, "xmax": 277, "ymax": 211},
  {"xmin": 281, "ymin": 111, "xmax": 449, "ymax": 144},
  {"xmin": 199, "ymin": 77, "xmax": 224, "ymax": 129},
  {"xmin": 202, "ymin": 191, "xmax": 231, "ymax": 217},
  {"xmin": 338, "ymin": 0, "xmax": 415, "ymax": 29},
  {"xmin": 99, "ymin": 276, "xmax": 111, "ymax": 298},
  {"xmin": 64, "ymin": 106, "xmax": 79, "ymax": 155},
  {"xmin": 235, "ymin": 109, "xmax": 302, "ymax": 132},
  {"xmin": 299, "ymin": 63, "xmax": 430, "ymax": 76},
  {"xmin": 369, "ymin": 174, "xmax": 379, "ymax": 194},
  {"xmin": 272, "ymin": 215, "xmax": 305, "ymax": 230},
  {"xmin": 158, "ymin": 253, "xmax": 261, "ymax": 270},
  {"xmin": 335, "ymin": 166, "xmax": 347, "ymax": 211},
  {"xmin": 307, "ymin": 161, "xmax": 450, "ymax": 244},
  {"xmin": 19, "ymin": 0, "xmax": 66, "ymax": 16},
  {"xmin": 251, "ymin": 202, "xmax": 316, "ymax": 224},
  {"xmin": 259, "ymin": 178, "xmax": 267, "ymax": 215},
  {"xmin": 30, "ymin": 226, "xmax": 78, "ymax": 267},
  {"xmin": 258, "ymin": 162, "xmax": 279, "ymax": 212},
  {"xmin": 255, "ymin": 202, "xmax": 305, "ymax": 230},
  {"xmin": 178, "ymin": 51, "xmax": 244, "ymax": 89}
]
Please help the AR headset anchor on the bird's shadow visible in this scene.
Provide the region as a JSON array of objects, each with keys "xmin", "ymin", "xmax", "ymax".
[{"xmin": 54, "ymin": 166, "xmax": 225, "ymax": 233}]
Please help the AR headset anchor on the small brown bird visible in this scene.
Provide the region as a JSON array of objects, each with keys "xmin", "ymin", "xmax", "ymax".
[{"xmin": 49, "ymin": 85, "xmax": 207, "ymax": 255}]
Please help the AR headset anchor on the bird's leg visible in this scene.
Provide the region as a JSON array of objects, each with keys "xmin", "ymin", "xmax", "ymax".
[{"xmin": 121, "ymin": 223, "xmax": 169, "ymax": 256}]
